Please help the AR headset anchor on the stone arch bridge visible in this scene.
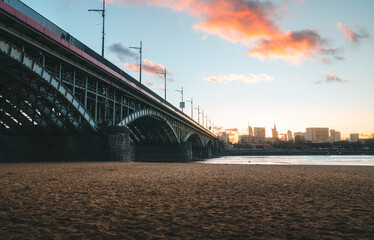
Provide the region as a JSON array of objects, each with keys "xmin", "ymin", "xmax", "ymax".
[{"xmin": 0, "ymin": 0, "xmax": 222, "ymax": 161}]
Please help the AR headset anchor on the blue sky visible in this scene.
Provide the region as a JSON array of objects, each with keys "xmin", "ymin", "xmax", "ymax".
[{"xmin": 22, "ymin": 0, "xmax": 374, "ymax": 139}]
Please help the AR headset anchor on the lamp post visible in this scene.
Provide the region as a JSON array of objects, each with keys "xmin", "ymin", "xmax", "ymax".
[
  {"xmin": 157, "ymin": 68, "xmax": 167, "ymax": 100},
  {"xmin": 202, "ymin": 110, "xmax": 204, "ymax": 127},
  {"xmin": 129, "ymin": 41, "xmax": 142, "ymax": 83},
  {"xmin": 88, "ymin": 0, "xmax": 105, "ymax": 57},
  {"xmin": 175, "ymin": 87, "xmax": 184, "ymax": 112},
  {"xmin": 186, "ymin": 98, "xmax": 193, "ymax": 119},
  {"xmin": 194, "ymin": 105, "xmax": 200, "ymax": 123}
]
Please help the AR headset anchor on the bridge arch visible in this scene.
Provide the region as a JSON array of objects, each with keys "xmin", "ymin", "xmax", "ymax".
[
  {"xmin": 206, "ymin": 140, "xmax": 214, "ymax": 158},
  {"xmin": 0, "ymin": 38, "xmax": 97, "ymax": 133},
  {"xmin": 185, "ymin": 132, "xmax": 205, "ymax": 159},
  {"xmin": 118, "ymin": 109, "xmax": 179, "ymax": 144}
]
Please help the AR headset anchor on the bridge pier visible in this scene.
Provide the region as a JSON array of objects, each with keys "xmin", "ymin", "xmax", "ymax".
[
  {"xmin": 135, "ymin": 142, "xmax": 192, "ymax": 162},
  {"xmin": 101, "ymin": 126, "xmax": 134, "ymax": 162}
]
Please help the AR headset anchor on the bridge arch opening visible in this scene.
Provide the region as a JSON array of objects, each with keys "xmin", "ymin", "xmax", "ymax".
[
  {"xmin": 127, "ymin": 116, "xmax": 193, "ymax": 162},
  {"xmin": 186, "ymin": 133, "xmax": 205, "ymax": 160},
  {"xmin": 127, "ymin": 116, "xmax": 178, "ymax": 145},
  {"xmin": 206, "ymin": 140, "xmax": 213, "ymax": 158}
]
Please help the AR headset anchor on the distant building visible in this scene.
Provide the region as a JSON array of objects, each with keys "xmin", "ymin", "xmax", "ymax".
[
  {"xmin": 350, "ymin": 133, "xmax": 359, "ymax": 142},
  {"xmin": 280, "ymin": 134, "xmax": 287, "ymax": 141},
  {"xmin": 219, "ymin": 132, "xmax": 230, "ymax": 143},
  {"xmin": 248, "ymin": 126, "xmax": 253, "ymax": 137},
  {"xmin": 294, "ymin": 132, "xmax": 306, "ymax": 143},
  {"xmin": 272, "ymin": 123, "xmax": 278, "ymax": 139},
  {"xmin": 238, "ymin": 135, "xmax": 250, "ymax": 145},
  {"xmin": 335, "ymin": 132, "xmax": 341, "ymax": 141},
  {"xmin": 306, "ymin": 128, "xmax": 329, "ymax": 143},
  {"xmin": 330, "ymin": 129, "xmax": 336, "ymax": 142},
  {"xmin": 254, "ymin": 127, "xmax": 266, "ymax": 138},
  {"xmin": 287, "ymin": 130, "xmax": 293, "ymax": 141}
]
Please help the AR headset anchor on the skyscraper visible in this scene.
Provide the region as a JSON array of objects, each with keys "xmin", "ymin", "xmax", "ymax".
[
  {"xmin": 248, "ymin": 126, "xmax": 253, "ymax": 137},
  {"xmin": 330, "ymin": 129, "xmax": 336, "ymax": 142},
  {"xmin": 272, "ymin": 123, "xmax": 278, "ymax": 139},
  {"xmin": 306, "ymin": 128, "xmax": 329, "ymax": 143},
  {"xmin": 254, "ymin": 127, "xmax": 266, "ymax": 138},
  {"xmin": 287, "ymin": 130, "xmax": 293, "ymax": 141}
]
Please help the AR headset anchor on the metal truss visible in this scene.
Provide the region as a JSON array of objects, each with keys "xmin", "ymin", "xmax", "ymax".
[{"xmin": 0, "ymin": 35, "xmax": 219, "ymax": 148}]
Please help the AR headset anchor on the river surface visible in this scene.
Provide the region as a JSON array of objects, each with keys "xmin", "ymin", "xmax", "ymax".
[{"xmin": 198, "ymin": 155, "xmax": 374, "ymax": 166}]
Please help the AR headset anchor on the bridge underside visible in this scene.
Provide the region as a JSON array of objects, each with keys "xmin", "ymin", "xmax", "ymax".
[{"xmin": 0, "ymin": 51, "xmax": 95, "ymax": 134}]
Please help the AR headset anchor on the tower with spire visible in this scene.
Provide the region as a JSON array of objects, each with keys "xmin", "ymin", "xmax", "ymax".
[{"xmin": 272, "ymin": 122, "xmax": 278, "ymax": 139}]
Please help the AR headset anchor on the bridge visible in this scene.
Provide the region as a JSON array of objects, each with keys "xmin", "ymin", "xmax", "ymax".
[{"xmin": 0, "ymin": 0, "xmax": 222, "ymax": 162}]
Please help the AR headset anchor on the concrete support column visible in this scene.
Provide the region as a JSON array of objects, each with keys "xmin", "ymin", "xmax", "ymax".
[
  {"xmin": 204, "ymin": 146, "xmax": 212, "ymax": 158},
  {"xmin": 101, "ymin": 126, "xmax": 134, "ymax": 162},
  {"xmin": 135, "ymin": 142, "xmax": 192, "ymax": 162}
]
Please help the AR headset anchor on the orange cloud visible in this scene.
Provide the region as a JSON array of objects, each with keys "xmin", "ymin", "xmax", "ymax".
[
  {"xmin": 109, "ymin": 0, "xmax": 335, "ymax": 63},
  {"xmin": 248, "ymin": 29, "xmax": 324, "ymax": 64},
  {"xmin": 337, "ymin": 22, "xmax": 369, "ymax": 43},
  {"xmin": 125, "ymin": 59, "xmax": 171, "ymax": 79},
  {"xmin": 204, "ymin": 73, "xmax": 274, "ymax": 84}
]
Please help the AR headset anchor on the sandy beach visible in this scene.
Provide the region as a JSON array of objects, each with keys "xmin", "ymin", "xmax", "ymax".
[{"xmin": 0, "ymin": 162, "xmax": 373, "ymax": 239}]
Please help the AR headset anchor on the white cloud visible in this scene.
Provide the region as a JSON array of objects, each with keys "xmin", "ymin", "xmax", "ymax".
[{"xmin": 204, "ymin": 73, "xmax": 274, "ymax": 84}]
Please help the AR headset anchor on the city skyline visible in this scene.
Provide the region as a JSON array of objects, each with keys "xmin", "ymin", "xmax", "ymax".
[
  {"xmin": 225, "ymin": 123, "xmax": 370, "ymax": 144},
  {"xmin": 22, "ymin": 0, "xmax": 374, "ymax": 139}
]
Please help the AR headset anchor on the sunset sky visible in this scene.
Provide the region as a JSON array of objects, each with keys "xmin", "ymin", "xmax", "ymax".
[{"xmin": 22, "ymin": 0, "xmax": 374, "ymax": 139}]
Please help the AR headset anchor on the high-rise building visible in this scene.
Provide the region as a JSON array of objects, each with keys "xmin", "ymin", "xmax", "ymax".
[
  {"xmin": 294, "ymin": 132, "xmax": 306, "ymax": 142},
  {"xmin": 350, "ymin": 133, "xmax": 359, "ymax": 142},
  {"xmin": 272, "ymin": 123, "xmax": 278, "ymax": 139},
  {"xmin": 287, "ymin": 130, "xmax": 293, "ymax": 141},
  {"xmin": 330, "ymin": 129, "xmax": 336, "ymax": 142},
  {"xmin": 306, "ymin": 128, "xmax": 329, "ymax": 143},
  {"xmin": 335, "ymin": 132, "xmax": 341, "ymax": 141},
  {"xmin": 254, "ymin": 127, "xmax": 266, "ymax": 138},
  {"xmin": 248, "ymin": 126, "xmax": 253, "ymax": 137}
]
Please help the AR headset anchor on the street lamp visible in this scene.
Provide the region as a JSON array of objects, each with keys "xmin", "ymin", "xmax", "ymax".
[
  {"xmin": 88, "ymin": 0, "xmax": 105, "ymax": 57},
  {"xmin": 129, "ymin": 41, "xmax": 142, "ymax": 83},
  {"xmin": 194, "ymin": 105, "xmax": 200, "ymax": 123},
  {"xmin": 186, "ymin": 98, "xmax": 193, "ymax": 119},
  {"xmin": 157, "ymin": 68, "xmax": 167, "ymax": 100},
  {"xmin": 201, "ymin": 110, "xmax": 204, "ymax": 127},
  {"xmin": 175, "ymin": 87, "xmax": 184, "ymax": 112}
]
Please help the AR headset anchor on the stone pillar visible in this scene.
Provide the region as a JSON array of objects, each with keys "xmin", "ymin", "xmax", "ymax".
[
  {"xmin": 204, "ymin": 146, "xmax": 212, "ymax": 158},
  {"xmin": 101, "ymin": 126, "xmax": 134, "ymax": 162},
  {"xmin": 135, "ymin": 142, "xmax": 192, "ymax": 162}
]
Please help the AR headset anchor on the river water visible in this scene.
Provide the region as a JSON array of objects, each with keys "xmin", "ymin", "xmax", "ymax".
[{"xmin": 198, "ymin": 155, "xmax": 374, "ymax": 166}]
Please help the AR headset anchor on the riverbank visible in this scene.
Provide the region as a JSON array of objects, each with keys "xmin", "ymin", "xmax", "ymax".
[
  {"xmin": 1, "ymin": 162, "xmax": 373, "ymax": 239},
  {"xmin": 226, "ymin": 148, "xmax": 374, "ymax": 156}
]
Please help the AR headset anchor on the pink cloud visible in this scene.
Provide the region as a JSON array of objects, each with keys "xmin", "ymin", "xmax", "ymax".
[
  {"xmin": 125, "ymin": 59, "xmax": 171, "ymax": 79},
  {"xmin": 109, "ymin": 0, "xmax": 335, "ymax": 64},
  {"xmin": 144, "ymin": 81, "xmax": 165, "ymax": 90},
  {"xmin": 316, "ymin": 72, "xmax": 349, "ymax": 84},
  {"xmin": 338, "ymin": 22, "xmax": 369, "ymax": 43}
]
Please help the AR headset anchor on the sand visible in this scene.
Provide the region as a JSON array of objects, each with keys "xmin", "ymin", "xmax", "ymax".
[{"xmin": 0, "ymin": 162, "xmax": 373, "ymax": 239}]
